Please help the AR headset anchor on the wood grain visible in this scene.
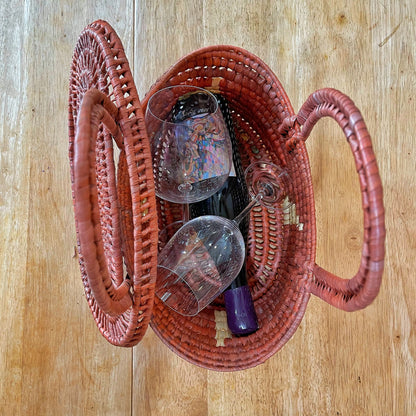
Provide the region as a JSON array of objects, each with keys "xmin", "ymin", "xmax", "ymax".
[{"xmin": 0, "ymin": 0, "xmax": 415, "ymax": 415}]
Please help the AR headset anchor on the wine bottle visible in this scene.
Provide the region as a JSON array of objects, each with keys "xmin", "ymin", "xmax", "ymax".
[{"xmin": 187, "ymin": 93, "xmax": 258, "ymax": 335}]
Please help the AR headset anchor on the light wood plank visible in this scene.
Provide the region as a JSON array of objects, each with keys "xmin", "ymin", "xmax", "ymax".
[
  {"xmin": 0, "ymin": 4, "xmax": 30, "ymax": 415},
  {"xmin": 133, "ymin": 3, "xmax": 209, "ymax": 415},
  {"xmin": 0, "ymin": 2, "xmax": 135, "ymax": 415}
]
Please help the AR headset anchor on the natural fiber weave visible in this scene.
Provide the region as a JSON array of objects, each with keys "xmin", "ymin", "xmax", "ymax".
[
  {"xmin": 68, "ymin": 21, "xmax": 158, "ymax": 346},
  {"xmin": 69, "ymin": 21, "xmax": 385, "ymax": 370}
]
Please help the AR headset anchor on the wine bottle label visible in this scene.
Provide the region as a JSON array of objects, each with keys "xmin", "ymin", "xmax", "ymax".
[{"xmin": 168, "ymin": 92, "xmax": 231, "ymax": 184}]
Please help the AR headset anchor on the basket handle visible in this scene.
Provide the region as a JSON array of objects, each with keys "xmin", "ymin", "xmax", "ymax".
[
  {"xmin": 73, "ymin": 88, "xmax": 132, "ymax": 315},
  {"xmin": 292, "ymin": 88, "xmax": 385, "ymax": 311}
]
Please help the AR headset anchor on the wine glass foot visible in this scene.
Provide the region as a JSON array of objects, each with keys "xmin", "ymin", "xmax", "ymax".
[{"xmin": 245, "ymin": 161, "xmax": 289, "ymax": 206}]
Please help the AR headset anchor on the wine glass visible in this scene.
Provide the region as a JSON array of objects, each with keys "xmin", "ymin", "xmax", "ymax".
[
  {"xmin": 155, "ymin": 161, "xmax": 290, "ymax": 316},
  {"xmin": 145, "ymin": 85, "xmax": 232, "ymax": 221},
  {"xmin": 156, "ymin": 215, "xmax": 246, "ymax": 316}
]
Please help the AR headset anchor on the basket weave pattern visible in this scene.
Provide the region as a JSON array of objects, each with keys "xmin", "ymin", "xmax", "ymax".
[
  {"xmin": 68, "ymin": 21, "xmax": 158, "ymax": 347},
  {"xmin": 69, "ymin": 21, "xmax": 385, "ymax": 370}
]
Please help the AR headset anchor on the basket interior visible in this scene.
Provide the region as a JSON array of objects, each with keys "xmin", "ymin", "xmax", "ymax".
[{"xmin": 145, "ymin": 47, "xmax": 316, "ymax": 370}]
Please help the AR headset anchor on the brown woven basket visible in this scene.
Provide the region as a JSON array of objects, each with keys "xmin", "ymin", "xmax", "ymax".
[{"xmin": 68, "ymin": 20, "xmax": 385, "ymax": 371}]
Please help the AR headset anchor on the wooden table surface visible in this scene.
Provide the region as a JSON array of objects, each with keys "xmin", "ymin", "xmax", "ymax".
[{"xmin": 1, "ymin": 1, "xmax": 414, "ymax": 415}]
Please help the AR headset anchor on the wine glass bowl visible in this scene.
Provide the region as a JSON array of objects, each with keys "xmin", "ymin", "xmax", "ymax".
[
  {"xmin": 155, "ymin": 215, "xmax": 246, "ymax": 316},
  {"xmin": 146, "ymin": 85, "xmax": 232, "ymax": 204}
]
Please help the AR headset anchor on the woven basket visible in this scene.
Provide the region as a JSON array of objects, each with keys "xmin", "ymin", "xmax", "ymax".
[{"xmin": 68, "ymin": 20, "xmax": 385, "ymax": 371}]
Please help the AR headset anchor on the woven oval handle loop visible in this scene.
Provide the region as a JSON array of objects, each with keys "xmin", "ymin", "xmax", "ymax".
[
  {"xmin": 69, "ymin": 20, "xmax": 158, "ymax": 346},
  {"xmin": 296, "ymin": 88, "xmax": 385, "ymax": 311},
  {"xmin": 74, "ymin": 88, "xmax": 132, "ymax": 315}
]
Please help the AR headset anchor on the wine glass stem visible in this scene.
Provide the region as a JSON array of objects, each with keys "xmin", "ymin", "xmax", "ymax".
[{"xmin": 233, "ymin": 192, "xmax": 264, "ymax": 226}]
